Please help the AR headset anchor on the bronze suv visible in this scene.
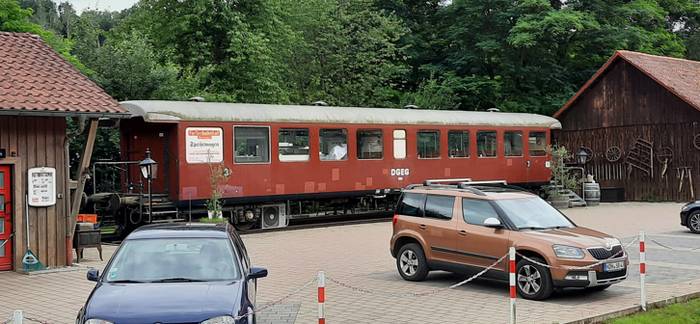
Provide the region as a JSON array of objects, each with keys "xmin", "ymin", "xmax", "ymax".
[{"xmin": 390, "ymin": 181, "xmax": 628, "ymax": 300}]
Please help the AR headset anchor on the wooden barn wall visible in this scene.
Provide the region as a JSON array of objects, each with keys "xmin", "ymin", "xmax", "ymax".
[
  {"xmin": 0, "ymin": 116, "xmax": 69, "ymax": 268},
  {"xmin": 557, "ymin": 59, "xmax": 700, "ymax": 201}
]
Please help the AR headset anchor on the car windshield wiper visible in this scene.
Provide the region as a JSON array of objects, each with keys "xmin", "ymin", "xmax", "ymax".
[
  {"xmin": 518, "ymin": 226, "xmax": 547, "ymax": 230},
  {"xmin": 108, "ymin": 279, "xmax": 147, "ymax": 283},
  {"xmin": 149, "ymin": 277, "xmax": 206, "ymax": 283},
  {"xmin": 546, "ymin": 225, "xmax": 572, "ymax": 229}
]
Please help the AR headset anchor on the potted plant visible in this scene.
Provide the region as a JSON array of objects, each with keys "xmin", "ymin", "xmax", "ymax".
[
  {"xmin": 206, "ymin": 161, "xmax": 228, "ymax": 220},
  {"xmin": 546, "ymin": 146, "xmax": 579, "ymax": 208}
]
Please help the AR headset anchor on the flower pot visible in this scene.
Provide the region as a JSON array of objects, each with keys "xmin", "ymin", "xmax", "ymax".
[{"xmin": 208, "ymin": 210, "xmax": 223, "ymax": 219}]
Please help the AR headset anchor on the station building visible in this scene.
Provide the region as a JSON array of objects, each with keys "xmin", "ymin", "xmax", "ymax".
[{"xmin": 0, "ymin": 32, "xmax": 126, "ymax": 271}]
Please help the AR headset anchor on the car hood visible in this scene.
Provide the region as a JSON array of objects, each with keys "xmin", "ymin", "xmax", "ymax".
[
  {"xmin": 85, "ymin": 281, "xmax": 243, "ymax": 323},
  {"xmin": 519, "ymin": 226, "xmax": 619, "ymax": 248}
]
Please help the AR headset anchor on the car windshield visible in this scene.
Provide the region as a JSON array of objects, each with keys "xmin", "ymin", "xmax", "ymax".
[
  {"xmin": 104, "ymin": 238, "xmax": 241, "ymax": 283},
  {"xmin": 495, "ymin": 197, "xmax": 574, "ymax": 230}
]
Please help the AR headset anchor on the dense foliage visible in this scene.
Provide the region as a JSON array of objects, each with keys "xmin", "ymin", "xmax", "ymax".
[{"xmin": 4, "ymin": 0, "xmax": 700, "ymax": 113}]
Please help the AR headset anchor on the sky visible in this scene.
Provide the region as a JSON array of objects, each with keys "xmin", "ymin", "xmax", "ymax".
[{"xmin": 68, "ymin": 0, "xmax": 138, "ymax": 13}]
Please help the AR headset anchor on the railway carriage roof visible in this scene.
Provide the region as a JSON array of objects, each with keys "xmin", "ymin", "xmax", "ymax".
[{"xmin": 121, "ymin": 100, "xmax": 562, "ymax": 128}]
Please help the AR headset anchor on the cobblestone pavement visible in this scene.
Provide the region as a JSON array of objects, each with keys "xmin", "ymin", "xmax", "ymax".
[{"xmin": 1, "ymin": 202, "xmax": 699, "ymax": 324}]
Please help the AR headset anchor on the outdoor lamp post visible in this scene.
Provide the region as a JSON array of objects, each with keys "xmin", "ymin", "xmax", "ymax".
[
  {"xmin": 576, "ymin": 147, "xmax": 589, "ymax": 165},
  {"xmin": 139, "ymin": 148, "xmax": 158, "ymax": 223}
]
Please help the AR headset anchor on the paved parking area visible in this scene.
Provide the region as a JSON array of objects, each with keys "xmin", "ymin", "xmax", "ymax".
[{"xmin": 1, "ymin": 202, "xmax": 699, "ymax": 323}]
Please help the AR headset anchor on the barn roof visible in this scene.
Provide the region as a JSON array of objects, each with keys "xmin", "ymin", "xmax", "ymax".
[
  {"xmin": 0, "ymin": 32, "xmax": 126, "ymax": 116},
  {"xmin": 121, "ymin": 100, "xmax": 562, "ymax": 129},
  {"xmin": 554, "ymin": 50, "xmax": 700, "ymax": 118}
]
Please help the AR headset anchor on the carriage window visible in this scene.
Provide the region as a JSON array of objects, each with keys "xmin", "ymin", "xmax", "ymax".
[
  {"xmin": 504, "ymin": 131, "xmax": 523, "ymax": 157},
  {"xmin": 477, "ymin": 131, "xmax": 497, "ymax": 157},
  {"xmin": 393, "ymin": 130, "xmax": 406, "ymax": 159},
  {"xmin": 448, "ymin": 130, "xmax": 469, "ymax": 158},
  {"xmin": 357, "ymin": 129, "xmax": 383, "ymax": 159},
  {"xmin": 529, "ymin": 132, "xmax": 547, "ymax": 156},
  {"xmin": 417, "ymin": 130, "xmax": 440, "ymax": 159},
  {"xmin": 234, "ymin": 126, "xmax": 270, "ymax": 163},
  {"xmin": 279, "ymin": 128, "xmax": 310, "ymax": 162},
  {"xmin": 320, "ymin": 129, "xmax": 348, "ymax": 161}
]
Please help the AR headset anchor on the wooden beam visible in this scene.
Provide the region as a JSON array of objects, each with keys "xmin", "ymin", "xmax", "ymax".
[{"xmin": 68, "ymin": 118, "xmax": 98, "ymax": 238}]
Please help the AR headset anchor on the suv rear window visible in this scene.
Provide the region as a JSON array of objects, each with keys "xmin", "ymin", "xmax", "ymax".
[
  {"xmin": 397, "ymin": 193, "xmax": 426, "ymax": 217},
  {"xmin": 425, "ymin": 195, "xmax": 455, "ymax": 220}
]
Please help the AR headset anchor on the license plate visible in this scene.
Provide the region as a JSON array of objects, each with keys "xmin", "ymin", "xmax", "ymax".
[{"xmin": 604, "ymin": 261, "xmax": 625, "ymax": 272}]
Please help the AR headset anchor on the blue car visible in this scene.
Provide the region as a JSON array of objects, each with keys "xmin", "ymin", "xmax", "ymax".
[{"xmin": 76, "ymin": 223, "xmax": 268, "ymax": 324}]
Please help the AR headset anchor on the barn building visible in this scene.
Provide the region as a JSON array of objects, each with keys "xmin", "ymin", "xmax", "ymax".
[
  {"xmin": 0, "ymin": 32, "xmax": 126, "ymax": 271},
  {"xmin": 554, "ymin": 50, "xmax": 700, "ymax": 202}
]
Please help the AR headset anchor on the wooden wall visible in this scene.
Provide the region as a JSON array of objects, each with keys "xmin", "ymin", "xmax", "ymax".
[
  {"xmin": 557, "ymin": 59, "xmax": 700, "ymax": 201},
  {"xmin": 0, "ymin": 116, "xmax": 69, "ymax": 269}
]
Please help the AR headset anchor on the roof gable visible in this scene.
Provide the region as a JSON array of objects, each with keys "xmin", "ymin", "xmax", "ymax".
[
  {"xmin": 553, "ymin": 50, "xmax": 700, "ymax": 118},
  {"xmin": 0, "ymin": 32, "xmax": 126, "ymax": 116}
]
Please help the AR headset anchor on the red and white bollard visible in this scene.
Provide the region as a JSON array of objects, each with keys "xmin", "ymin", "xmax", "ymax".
[
  {"xmin": 318, "ymin": 271, "xmax": 326, "ymax": 324},
  {"xmin": 509, "ymin": 247, "xmax": 516, "ymax": 324},
  {"xmin": 639, "ymin": 231, "xmax": 647, "ymax": 311}
]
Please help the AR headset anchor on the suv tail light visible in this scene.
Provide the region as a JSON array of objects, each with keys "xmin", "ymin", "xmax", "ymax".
[{"xmin": 392, "ymin": 214, "xmax": 399, "ymax": 225}]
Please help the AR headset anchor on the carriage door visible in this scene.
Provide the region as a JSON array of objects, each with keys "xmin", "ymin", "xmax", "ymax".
[
  {"xmin": 526, "ymin": 131, "xmax": 548, "ymax": 183},
  {"xmin": 0, "ymin": 165, "xmax": 13, "ymax": 270},
  {"xmin": 504, "ymin": 131, "xmax": 526, "ymax": 183}
]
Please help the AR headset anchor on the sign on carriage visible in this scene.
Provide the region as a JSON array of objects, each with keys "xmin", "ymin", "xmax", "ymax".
[
  {"xmin": 186, "ymin": 127, "xmax": 224, "ymax": 163},
  {"xmin": 28, "ymin": 167, "xmax": 56, "ymax": 207}
]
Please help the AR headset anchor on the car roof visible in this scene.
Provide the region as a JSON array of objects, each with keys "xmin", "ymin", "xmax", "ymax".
[
  {"xmin": 125, "ymin": 223, "xmax": 232, "ymax": 240},
  {"xmin": 403, "ymin": 185, "xmax": 536, "ymax": 200}
]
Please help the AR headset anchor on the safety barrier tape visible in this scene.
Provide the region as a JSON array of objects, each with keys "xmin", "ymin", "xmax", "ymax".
[
  {"xmin": 648, "ymin": 238, "xmax": 700, "ymax": 251},
  {"xmin": 515, "ymin": 239, "xmax": 638, "ymax": 271},
  {"xmin": 326, "ymin": 253, "xmax": 509, "ymax": 298},
  {"xmin": 232, "ymin": 276, "xmax": 317, "ymax": 321}
]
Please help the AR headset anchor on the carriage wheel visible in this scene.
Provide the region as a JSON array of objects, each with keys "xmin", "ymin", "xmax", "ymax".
[{"xmin": 605, "ymin": 146, "xmax": 622, "ymax": 162}]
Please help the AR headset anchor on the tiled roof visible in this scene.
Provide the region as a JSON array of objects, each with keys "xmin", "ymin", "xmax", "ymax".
[
  {"xmin": 554, "ymin": 50, "xmax": 700, "ymax": 118},
  {"xmin": 0, "ymin": 32, "xmax": 126, "ymax": 115}
]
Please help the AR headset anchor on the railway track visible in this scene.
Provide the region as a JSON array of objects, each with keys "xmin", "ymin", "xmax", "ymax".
[{"xmin": 102, "ymin": 212, "xmax": 392, "ymax": 243}]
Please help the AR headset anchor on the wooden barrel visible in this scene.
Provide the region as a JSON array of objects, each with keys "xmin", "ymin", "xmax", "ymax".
[{"xmin": 584, "ymin": 182, "xmax": 601, "ymax": 206}]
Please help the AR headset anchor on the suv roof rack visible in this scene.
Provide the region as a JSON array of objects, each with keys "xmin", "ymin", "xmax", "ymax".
[
  {"xmin": 457, "ymin": 180, "xmax": 508, "ymax": 188},
  {"xmin": 424, "ymin": 178, "xmax": 473, "ymax": 186}
]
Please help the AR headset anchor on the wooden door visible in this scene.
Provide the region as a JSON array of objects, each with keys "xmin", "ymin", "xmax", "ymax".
[{"xmin": 0, "ymin": 165, "xmax": 12, "ymax": 270}]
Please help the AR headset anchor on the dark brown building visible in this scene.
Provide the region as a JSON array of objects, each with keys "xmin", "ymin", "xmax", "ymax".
[
  {"xmin": 554, "ymin": 50, "xmax": 700, "ymax": 202},
  {"xmin": 0, "ymin": 32, "xmax": 126, "ymax": 271}
]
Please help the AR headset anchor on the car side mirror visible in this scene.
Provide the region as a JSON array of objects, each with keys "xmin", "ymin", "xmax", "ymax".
[
  {"xmin": 483, "ymin": 217, "xmax": 503, "ymax": 228},
  {"xmin": 87, "ymin": 268, "xmax": 100, "ymax": 282},
  {"xmin": 248, "ymin": 267, "xmax": 268, "ymax": 280}
]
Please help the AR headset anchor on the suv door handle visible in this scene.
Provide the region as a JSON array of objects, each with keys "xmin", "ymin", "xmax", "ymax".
[
  {"xmin": 418, "ymin": 224, "xmax": 427, "ymax": 230},
  {"xmin": 458, "ymin": 230, "xmax": 468, "ymax": 236}
]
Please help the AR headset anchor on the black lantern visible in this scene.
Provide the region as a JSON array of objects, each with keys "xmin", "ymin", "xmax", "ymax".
[
  {"xmin": 576, "ymin": 147, "xmax": 589, "ymax": 165},
  {"xmin": 139, "ymin": 148, "xmax": 158, "ymax": 222},
  {"xmin": 139, "ymin": 148, "xmax": 158, "ymax": 180}
]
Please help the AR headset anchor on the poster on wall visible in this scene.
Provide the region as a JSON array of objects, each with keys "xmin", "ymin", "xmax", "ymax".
[
  {"xmin": 28, "ymin": 167, "xmax": 56, "ymax": 207},
  {"xmin": 186, "ymin": 127, "xmax": 224, "ymax": 163}
]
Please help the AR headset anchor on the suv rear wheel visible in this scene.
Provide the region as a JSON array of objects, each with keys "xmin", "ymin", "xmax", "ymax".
[
  {"xmin": 516, "ymin": 257, "xmax": 553, "ymax": 300},
  {"xmin": 687, "ymin": 210, "xmax": 700, "ymax": 234},
  {"xmin": 396, "ymin": 243, "xmax": 429, "ymax": 281}
]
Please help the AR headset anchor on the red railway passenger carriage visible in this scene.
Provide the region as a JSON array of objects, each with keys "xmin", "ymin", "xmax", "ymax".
[{"xmin": 94, "ymin": 100, "xmax": 560, "ymax": 232}]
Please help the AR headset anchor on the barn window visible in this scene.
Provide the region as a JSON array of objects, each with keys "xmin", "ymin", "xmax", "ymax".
[
  {"xmin": 320, "ymin": 129, "xmax": 348, "ymax": 161},
  {"xmin": 477, "ymin": 131, "xmax": 497, "ymax": 157},
  {"xmin": 278, "ymin": 128, "xmax": 310, "ymax": 162},
  {"xmin": 417, "ymin": 130, "xmax": 440, "ymax": 159},
  {"xmin": 448, "ymin": 130, "xmax": 469, "ymax": 158},
  {"xmin": 357, "ymin": 129, "xmax": 383, "ymax": 159},
  {"xmin": 393, "ymin": 129, "xmax": 406, "ymax": 159},
  {"xmin": 234, "ymin": 126, "xmax": 270, "ymax": 163},
  {"xmin": 529, "ymin": 132, "xmax": 547, "ymax": 156},
  {"xmin": 504, "ymin": 131, "xmax": 523, "ymax": 156}
]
